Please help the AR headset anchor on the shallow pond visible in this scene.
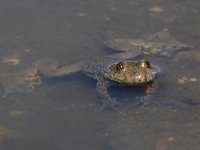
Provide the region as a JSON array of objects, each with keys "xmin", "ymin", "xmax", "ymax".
[{"xmin": 0, "ymin": 0, "xmax": 200, "ymax": 150}]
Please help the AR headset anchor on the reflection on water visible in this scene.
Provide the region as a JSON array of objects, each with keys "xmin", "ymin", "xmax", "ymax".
[{"xmin": 0, "ymin": 0, "xmax": 200, "ymax": 150}]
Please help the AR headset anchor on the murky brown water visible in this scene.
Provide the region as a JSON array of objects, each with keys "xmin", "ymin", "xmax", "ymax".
[{"xmin": 0, "ymin": 0, "xmax": 200, "ymax": 150}]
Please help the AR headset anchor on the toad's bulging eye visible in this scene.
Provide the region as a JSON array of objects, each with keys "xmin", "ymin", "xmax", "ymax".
[
  {"xmin": 145, "ymin": 61, "xmax": 151, "ymax": 69},
  {"xmin": 138, "ymin": 60, "xmax": 152, "ymax": 69},
  {"xmin": 116, "ymin": 62, "xmax": 124, "ymax": 71}
]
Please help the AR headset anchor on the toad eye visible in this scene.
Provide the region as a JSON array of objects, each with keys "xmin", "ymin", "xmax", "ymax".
[
  {"xmin": 116, "ymin": 62, "xmax": 124, "ymax": 71},
  {"xmin": 141, "ymin": 61, "xmax": 151, "ymax": 69},
  {"xmin": 138, "ymin": 60, "xmax": 152, "ymax": 69},
  {"xmin": 145, "ymin": 61, "xmax": 151, "ymax": 69}
]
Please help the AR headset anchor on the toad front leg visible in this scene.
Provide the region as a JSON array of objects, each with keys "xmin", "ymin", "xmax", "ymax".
[{"xmin": 96, "ymin": 78, "xmax": 118, "ymax": 110}]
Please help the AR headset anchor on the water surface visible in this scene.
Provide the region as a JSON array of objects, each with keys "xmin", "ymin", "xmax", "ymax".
[{"xmin": 0, "ymin": 0, "xmax": 200, "ymax": 150}]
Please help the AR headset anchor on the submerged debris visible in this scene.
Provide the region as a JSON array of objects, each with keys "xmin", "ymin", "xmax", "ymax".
[
  {"xmin": 0, "ymin": 64, "xmax": 42, "ymax": 97},
  {"xmin": 2, "ymin": 57, "xmax": 21, "ymax": 65},
  {"xmin": 105, "ymin": 29, "xmax": 193, "ymax": 58}
]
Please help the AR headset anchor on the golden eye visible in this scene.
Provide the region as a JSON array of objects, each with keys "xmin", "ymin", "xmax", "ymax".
[
  {"xmin": 138, "ymin": 60, "xmax": 152, "ymax": 69},
  {"xmin": 116, "ymin": 62, "xmax": 124, "ymax": 71},
  {"xmin": 145, "ymin": 61, "xmax": 151, "ymax": 69}
]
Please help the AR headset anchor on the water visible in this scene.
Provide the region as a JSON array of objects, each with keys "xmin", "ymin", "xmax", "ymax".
[{"xmin": 0, "ymin": 0, "xmax": 200, "ymax": 150}]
